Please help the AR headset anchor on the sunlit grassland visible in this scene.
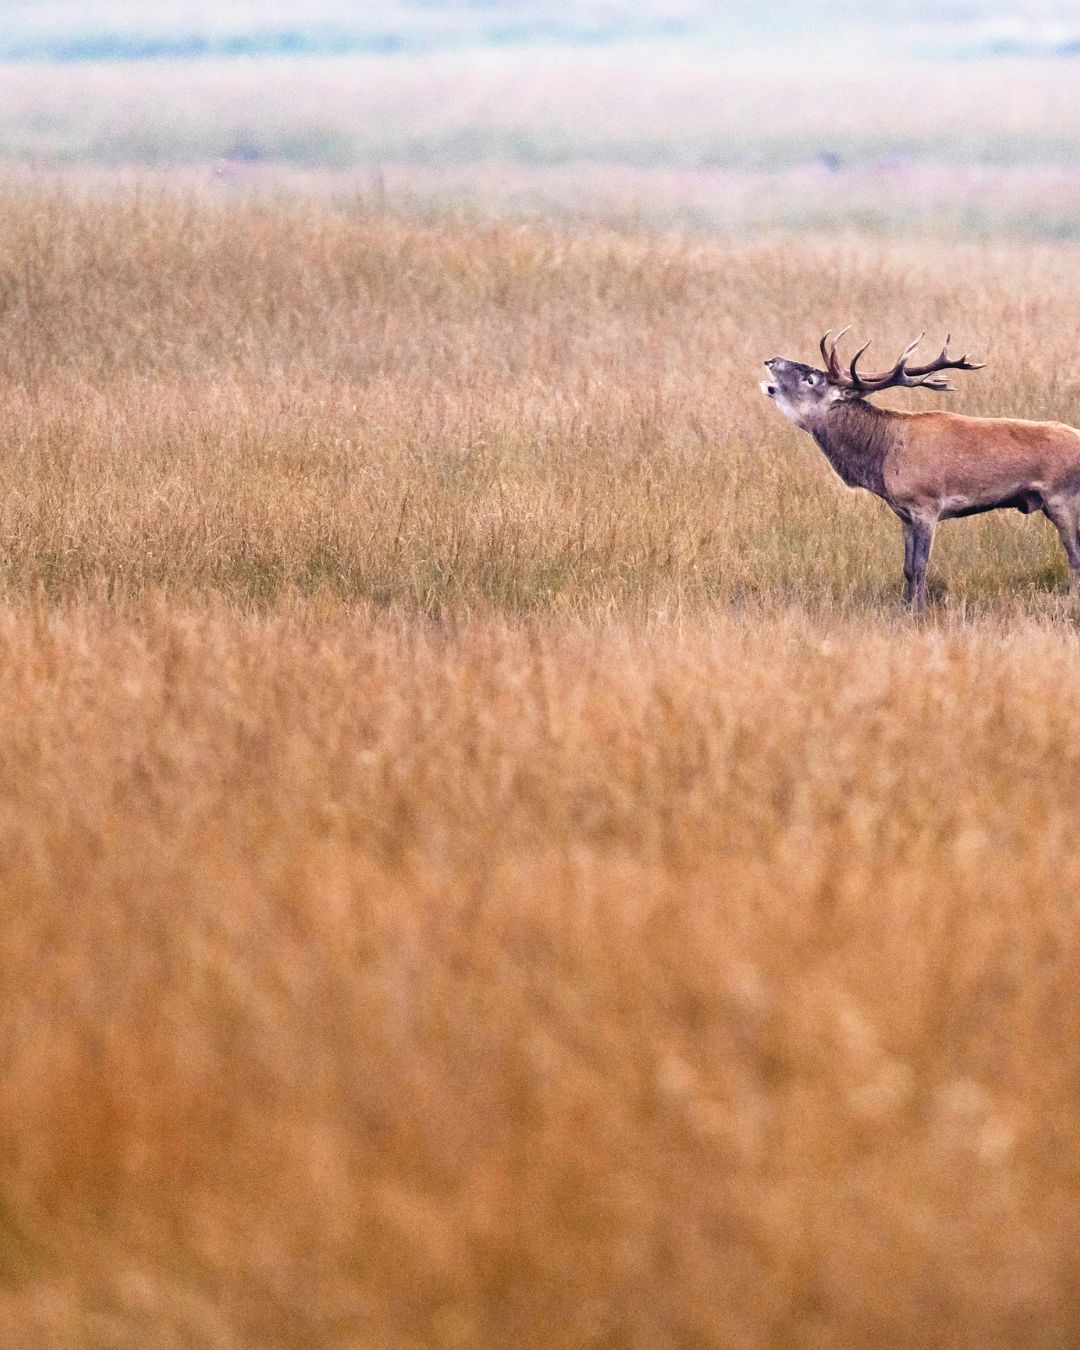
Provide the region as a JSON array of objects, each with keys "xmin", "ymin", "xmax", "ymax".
[
  {"xmin": 5, "ymin": 185, "xmax": 1080, "ymax": 1345},
  {"xmin": 0, "ymin": 184, "xmax": 1078, "ymax": 611}
]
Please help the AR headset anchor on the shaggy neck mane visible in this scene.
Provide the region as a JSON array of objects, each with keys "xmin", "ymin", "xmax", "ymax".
[{"xmin": 806, "ymin": 397, "xmax": 900, "ymax": 497}]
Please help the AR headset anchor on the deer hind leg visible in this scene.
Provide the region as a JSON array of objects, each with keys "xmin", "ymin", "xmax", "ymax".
[{"xmin": 1042, "ymin": 497, "xmax": 1080, "ymax": 593}]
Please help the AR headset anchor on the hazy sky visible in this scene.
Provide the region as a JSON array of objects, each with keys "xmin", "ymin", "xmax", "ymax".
[{"xmin": 1, "ymin": 2, "xmax": 1080, "ymax": 61}]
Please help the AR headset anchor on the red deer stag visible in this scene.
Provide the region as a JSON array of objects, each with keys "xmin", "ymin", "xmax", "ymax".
[{"xmin": 761, "ymin": 330, "xmax": 1080, "ymax": 607}]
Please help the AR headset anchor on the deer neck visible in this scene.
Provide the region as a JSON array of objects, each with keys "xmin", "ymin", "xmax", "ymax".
[{"xmin": 806, "ymin": 398, "xmax": 897, "ymax": 497}]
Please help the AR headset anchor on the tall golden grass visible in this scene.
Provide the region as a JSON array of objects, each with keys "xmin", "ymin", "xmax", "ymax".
[{"xmin": 4, "ymin": 183, "xmax": 1080, "ymax": 1345}]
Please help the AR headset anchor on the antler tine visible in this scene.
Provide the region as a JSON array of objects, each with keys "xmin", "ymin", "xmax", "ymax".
[
  {"xmin": 892, "ymin": 331, "xmax": 926, "ymax": 370},
  {"xmin": 905, "ymin": 331, "xmax": 927, "ymax": 358},
  {"xmin": 945, "ymin": 349, "xmax": 986, "ymax": 372},
  {"xmin": 840, "ymin": 331, "xmax": 924, "ymax": 390},
  {"xmin": 819, "ymin": 325, "xmax": 851, "ymax": 382},
  {"xmin": 847, "ymin": 339, "xmax": 873, "ymax": 387},
  {"xmin": 904, "ymin": 332, "xmax": 985, "ymax": 379},
  {"xmin": 828, "ymin": 325, "xmax": 852, "ymax": 351}
]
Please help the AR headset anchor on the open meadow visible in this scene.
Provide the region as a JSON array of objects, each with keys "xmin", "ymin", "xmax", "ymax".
[{"xmin": 5, "ymin": 183, "xmax": 1080, "ymax": 1346}]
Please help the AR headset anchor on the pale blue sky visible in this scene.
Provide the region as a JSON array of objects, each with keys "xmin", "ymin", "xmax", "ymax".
[{"xmin": 1, "ymin": 3, "xmax": 1079, "ymax": 61}]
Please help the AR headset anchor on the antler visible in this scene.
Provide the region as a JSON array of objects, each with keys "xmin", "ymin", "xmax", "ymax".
[
  {"xmin": 820, "ymin": 329, "xmax": 986, "ymax": 394},
  {"xmin": 819, "ymin": 326, "xmax": 855, "ymax": 383}
]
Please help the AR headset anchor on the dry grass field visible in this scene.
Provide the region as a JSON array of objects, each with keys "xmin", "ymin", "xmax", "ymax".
[{"xmin": 5, "ymin": 183, "xmax": 1080, "ymax": 1346}]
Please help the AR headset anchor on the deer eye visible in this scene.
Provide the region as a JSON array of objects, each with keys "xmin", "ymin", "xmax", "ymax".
[{"xmin": 803, "ymin": 373, "xmax": 816, "ymax": 385}]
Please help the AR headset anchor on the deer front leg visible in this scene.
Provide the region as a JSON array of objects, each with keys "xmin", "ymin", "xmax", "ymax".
[
  {"xmin": 902, "ymin": 520, "xmax": 916, "ymax": 604},
  {"xmin": 901, "ymin": 514, "xmax": 937, "ymax": 610}
]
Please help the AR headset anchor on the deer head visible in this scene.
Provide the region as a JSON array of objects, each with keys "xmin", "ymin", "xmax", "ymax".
[{"xmin": 761, "ymin": 329, "xmax": 985, "ymax": 428}]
